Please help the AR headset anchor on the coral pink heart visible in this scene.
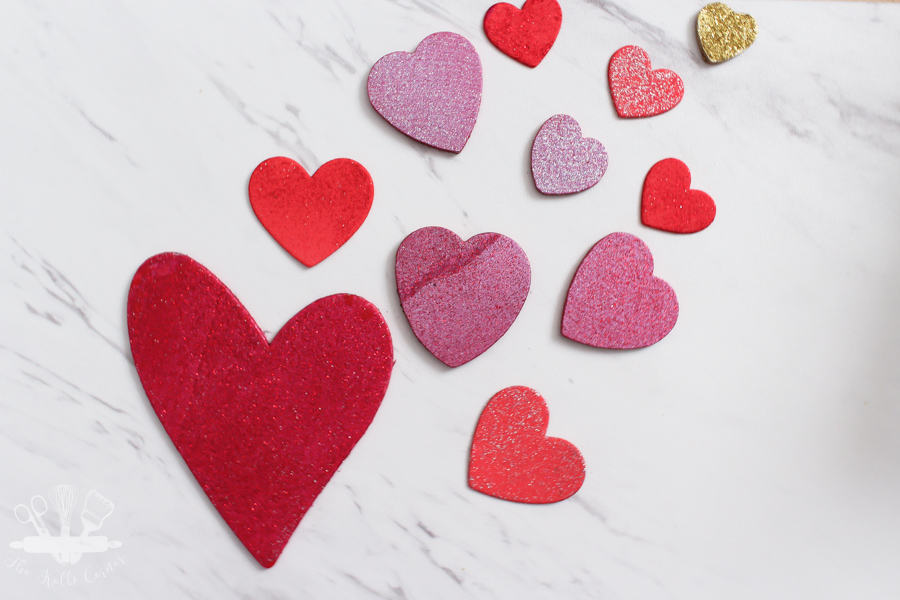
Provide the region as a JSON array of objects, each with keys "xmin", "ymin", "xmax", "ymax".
[
  {"xmin": 562, "ymin": 232, "xmax": 678, "ymax": 348},
  {"xmin": 368, "ymin": 32, "xmax": 482, "ymax": 153},
  {"xmin": 469, "ymin": 386, "xmax": 585, "ymax": 504},
  {"xmin": 483, "ymin": 0, "xmax": 562, "ymax": 68},
  {"xmin": 127, "ymin": 253, "xmax": 393, "ymax": 568},
  {"xmin": 531, "ymin": 114, "xmax": 608, "ymax": 195},
  {"xmin": 395, "ymin": 227, "xmax": 530, "ymax": 367},
  {"xmin": 608, "ymin": 45, "xmax": 684, "ymax": 118},
  {"xmin": 248, "ymin": 156, "xmax": 374, "ymax": 267},
  {"xmin": 642, "ymin": 158, "xmax": 716, "ymax": 233}
]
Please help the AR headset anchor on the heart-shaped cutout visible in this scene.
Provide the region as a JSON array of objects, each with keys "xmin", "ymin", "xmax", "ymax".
[
  {"xmin": 697, "ymin": 2, "xmax": 758, "ymax": 63},
  {"xmin": 562, "ymin": 232, "xmax": 678, "ymax": 348},
  {"xmin": 483, "ymin": 0, "xmax": 562, "ymax": 68},
  {"xmin": 642, "ymin": 158, "xmax": 716, "ymax": 233},
  {"xmin": 368, "ymin": 32, "xmax": 483, "ymax": 153},
  {"xmin": 127, "ymin": 253, "xmax": 393, "ymax": 567},
  {"xmin": 248, "ymin": 156, "xmax": 374, "ymax": 267},
  {"xmin": 396, "ymin": 227, "xmax": 530, "ymax": 367},
  {"xmin": 608, "ymin": 45, "xmax": 684, "ymax": 118},
  {"xmin": 531, "ymin": 114, "xmax": 609, "ymax": 195},
  {"xmin": 469, "ymin": 386, "xmax": 585, "ymax": 504}
]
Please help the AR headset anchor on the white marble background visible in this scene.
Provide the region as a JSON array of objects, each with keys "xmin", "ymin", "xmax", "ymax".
[{"xmin": 2, "ymin": 1, "xmax": 899, "ymax": 598}]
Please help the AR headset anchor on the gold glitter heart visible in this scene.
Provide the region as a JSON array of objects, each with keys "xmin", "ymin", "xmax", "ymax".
[{"xmin": 697, "ymin": 3, "xmax": 757, "ymax": 63}]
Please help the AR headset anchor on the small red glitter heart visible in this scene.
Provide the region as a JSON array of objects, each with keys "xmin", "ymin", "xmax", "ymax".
[
  {"xmin": 127, "ymin": 253, "xmax": 393, "ymax": 568},
  {"xmin": 469, "ymin": 386, "xmax": 585, "ymax": 504},
  {"xmin": 248, "ymin": 156, "xmax": 374, "ymax": 267},
  {"xmin": 483, "ymin": 0, "xmax": 563, "ymax": 68},
  {"xmin": 562, "ymin": 232, "xmax": 678, "ymax": 349},
  {"xmin": 642, "ymin": 158, "xmax": 716, "ymax": 233},
  {"xmin": 608, "ymin": 45, "xmax": 684, "ymax": 118}
]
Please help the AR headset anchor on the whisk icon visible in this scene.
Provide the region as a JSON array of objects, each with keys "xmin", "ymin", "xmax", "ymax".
[{"xmin": 50, "ymin": 485, "xmax": 78, "ymax": 563}]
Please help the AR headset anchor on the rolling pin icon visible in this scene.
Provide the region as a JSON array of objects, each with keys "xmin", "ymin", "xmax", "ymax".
[{"xmin": 10, "ymin": 536, "xmax": 122, "ymax": 554}]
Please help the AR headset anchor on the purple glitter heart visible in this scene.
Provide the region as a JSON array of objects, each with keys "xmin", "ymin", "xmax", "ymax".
[
  {"xmin": 531, "ymin": 114, "xmax": 609, "ymax": 195},
  {"xmin": 562, "ymin": 232, "xmax": 678, "ymax": 349},
  {"xmin": 396, "ymin": 227, "xmax": 531, "ymax": 367},
  {"xmin": 368, "ymin": 32, "xmax": 483, "ymax": 153}
]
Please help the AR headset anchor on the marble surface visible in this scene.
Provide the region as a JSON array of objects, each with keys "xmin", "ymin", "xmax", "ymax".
[{"xmin": 2, "ymin": 1, "xmax": 900, "ymax": 598}]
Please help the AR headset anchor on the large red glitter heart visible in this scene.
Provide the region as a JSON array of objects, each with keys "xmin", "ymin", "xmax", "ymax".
[
  {"xmin": 483, "ymin": 0, "xmax": 562, "ymax": 68},
  {"xmin": 608, "ymin": 45, "xmax": 684, "ymax": 118},
  {"xmin": 642, "ymin": 158, "xmax": 716, "ymax": 233},
  {"xmin": 469, "ymin": 386, "xmax": 585, "ymax": 504},
  {"xmin": 248, "ymin": 156, "xmax": 374, "ymax": 267},
  {"xmin": 127, "ymin": 253, "xmax": 393, "ymax": 568},
  {"xmin": 562, "ymin": 232, "xmax": 678, "ymax": 349},
  {"xmin": 395, "ymin": 226, "xmax": 531, "ymax": 367}
]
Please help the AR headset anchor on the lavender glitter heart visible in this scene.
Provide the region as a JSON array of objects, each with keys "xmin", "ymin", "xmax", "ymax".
[
  {"xmin": 368, "ymin": 32, "xmax": 483, "ymax": 153},
  {"xmin": 396, "ymin": 227, "xmax": 530, "ymax": 367},
  {"xmin": 531, "ymin": 114, "xmax": 608, "ymax": 195},
  {"xmin": 562, "ymin": 232, "xmax": 678, "ymax": 349}
]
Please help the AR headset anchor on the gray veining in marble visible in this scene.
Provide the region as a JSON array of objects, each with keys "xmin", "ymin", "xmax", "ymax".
[{"xmin": 2, "ymin": 1, "xmax": 900, "ymax": 598}]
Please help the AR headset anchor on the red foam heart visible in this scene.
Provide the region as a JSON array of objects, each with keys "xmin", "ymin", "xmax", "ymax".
[
  {"xmin": 608, "ymin": 45, "xmax": 684, "ymax": 118},
  {"xmin": 562, "ymin": 232, "xmax": 678, "ymax": 349},
  {"xmin": 127, "ymin": 253, "xmax": 393, "ymax": 568},
  {"xmin": 469, "ymin": 386, "xmax": 585, "ymax": 504},
  {"xmin": 248, "ymin": 156, "xmax": 374, "ymax": 267},
  {"xmin": 641, "ymin": 158, "xmax": 716, "ymax": 233},
  {"xmin": 483, "ymin": 0, "xmax": 562, "ymax": 68}
]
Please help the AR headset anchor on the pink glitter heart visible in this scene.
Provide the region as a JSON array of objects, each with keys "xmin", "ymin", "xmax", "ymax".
[
  {"xmin": 396, "ymin": 227, "xmax": 530, "ymax": 367},
  {"xmin": 562, "ymin": 232, "xmax": 678, "ymax": 349},
  {"xmin": 531, "ymin": 114, "xmax": 609, "ymax": 195},
  {"xmin": 368, "ymin": 32, "xmax": 483, "ymax": 153}
]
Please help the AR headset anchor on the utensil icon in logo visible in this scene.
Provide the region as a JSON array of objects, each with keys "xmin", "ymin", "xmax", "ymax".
[
  {"xmin": 50, "ymin": 485, "xmax": 78, "ymax": 563},
  {"xmin": 72, "ymin": 490, "xmax": 115, "ymax": 563},
  {"xmin": 14, "ymin": 495, "xmax": 60, "ymax": 563},
  {"xmin": 10, "ymin": 486, "xmax": 122, "ymax": 564}
]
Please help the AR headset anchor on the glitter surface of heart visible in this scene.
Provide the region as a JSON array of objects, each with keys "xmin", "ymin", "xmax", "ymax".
[
  {"xmin": 483, "ymin": 0, "xmax": 562, "ymax": 68},
  {"xmin": 367, "ymin": 32, "xmax": 482, "ymax": 153},
  {"xmin": 469, "ymin": 386, "xmax": 585, "ymax": 504},
  {"xmin": 248, "ymin": 156, "xmax": 374, "ymax": 267},
  {"xmin": 562, "ymin": 232, "xmax": 678, "ymax": 349},
  {"xmin": 127, "ymin": 253, "xmax": 393, "ymax": 568},
  {"xmin": 531, "ymin": 114, "xmax": 608, "ymax": 195},
  {"xmin": 642, "ymin": 158, "xmax": 716, "ymax": 234},
  {"xmin": 697, "ymin": 3, "xmax": 758, "ymax": 63},
  {"xmin": 396, "ymin": 227, "xmax": 530, "ymax": 367},
  {"xmin": 608, "ymin": 45, "xmax": 684, "ymax": 118}
]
